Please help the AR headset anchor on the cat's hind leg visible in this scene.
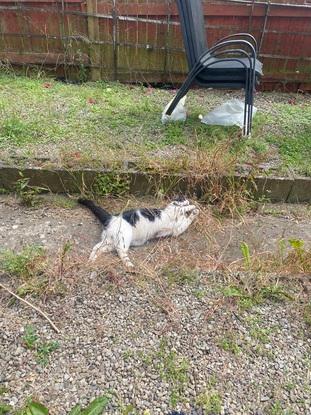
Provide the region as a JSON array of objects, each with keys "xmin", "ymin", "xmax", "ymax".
[
  {"xmin": 115, "ymin": 232, "xmax": 134, "ymax": 269},
  {"xmin": 89, "ymin": 240, "xmax": 112, "ymax": 261}
]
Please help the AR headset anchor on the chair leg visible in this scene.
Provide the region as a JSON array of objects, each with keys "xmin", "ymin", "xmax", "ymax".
[
  {"xmin": 244, "ymin": 70, "xmax": 255, "ymax": 136},
  {"xmin": 165, "ymin": 65, "xmax": 202, "ymax": 116},
  {"xmin": 248, "ymin": 75, "xmax": 255, "ymax": 135}
]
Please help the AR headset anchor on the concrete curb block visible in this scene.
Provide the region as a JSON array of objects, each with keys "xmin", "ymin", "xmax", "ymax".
[{"xmin": 0, "ymin": 165, "xmax": 310, "ymax": 202}]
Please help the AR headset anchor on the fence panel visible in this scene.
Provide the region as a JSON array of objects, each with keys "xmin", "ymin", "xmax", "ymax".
[{"xmin": 0, "ymin": 0, "xmax": 310, "ymax": 90}]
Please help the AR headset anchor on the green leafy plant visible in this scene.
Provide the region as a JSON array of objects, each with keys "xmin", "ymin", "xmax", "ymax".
[
  {"xmin": 22, "ymin": 325, "xmax": 39, "ymax": 349},
  {"xmin": 68, "ymin": 395, "xmax": 111, "ymax": 415},
  {"xmin": 218, "ymin": 335, "xmax": 241, "ymax": 355},
  {"xmin": 93, "ymin": 173, "xmax": 129, "ymax": 197},
  {"xmin": 196, "ymin": 390, "xmax": 222, "ymax": 415},
  {"xmin": 21, "ymin": 325, "xmax": 59, "ymax": 366},
  {"xmin": 15, "ymin": 400, "xmax": 49, "ymax": 415},
  {"xmin": 259, "ymin": 284, "xmax": 294, "ymax": 302},
  {"xmin": 289, "ymin": 239, "xmax": 304, "ymax": 257},
  {"xmin": 240, "ymin": 242, "xmax": 251, "ymax": 268},
  {"xmin": 36, "ymin": 341, "xmax": 59, "ymax": 366},
  {"xmin": 15, "ymin": 172, "xmax": 46, "ymax": 207},
  {"xmin": 222, "ymin": 285, "xmax": 254, "ymax": 310}
]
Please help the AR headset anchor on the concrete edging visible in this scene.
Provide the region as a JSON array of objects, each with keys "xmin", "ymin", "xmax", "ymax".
[{"xmin": 0, "ymin": 165, "xmax": 311, "ymax": 203}]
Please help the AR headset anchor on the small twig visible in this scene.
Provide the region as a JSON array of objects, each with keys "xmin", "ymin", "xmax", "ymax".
[{"xmin": 0, "ymin": 282, "xmax": 60, "ymax": 333}]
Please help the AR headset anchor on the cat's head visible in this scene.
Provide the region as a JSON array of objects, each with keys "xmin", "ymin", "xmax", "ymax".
[{"xmin": 169, "ymin": 195, "xmax": 190, "ymax": 208}]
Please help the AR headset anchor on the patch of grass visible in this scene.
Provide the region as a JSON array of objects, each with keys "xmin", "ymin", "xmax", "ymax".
[
  {"xmin": 218, "ymin": 334, "xmax": 241, "ymax": 355},
  {"xmin": 249, "ymin": 326, "xmax": 271, "ymax": 344},
  {"xmin": 160, "ymin": 123, "xmax": 187, "ymax": 146},
  {"xmin": 222, "ymin": 281, "xmax": 293, "ymax": 311},
  {"xmin": 193, "ymin": 288, "xmax": 207, "ymax": 300},
  {"xmin": 196, "ymin": 390, "xmax": 222, "ymax": 415},
  {"xmin": 43, "ymin": 195, "xmax": 77, "ymax": 209},
  {"xmin": 234, "ymin": 238, "xmax": 311, "ymax": 275},
  {"xmin": 154, "ymin": 339, "xmax": 190, "ymax": 407},
  {"xmin": 267, "ymin": 401, "xmax": 295, "ymax": 415},
  {"xmin": 259, "ymin": 284, "xmax": 294, "ymax": 303},
  {"xmin": 0, "ymin": 241, "xmax": 73, "ymax": 297},
  {"xmin": 1, "ymin": 75, "xmax": 310, "ymax": 177},
  {"xmin": 0, "ymin": 403, "xmax": 11, "ymax": 415},
  {"xmin": 136, "ymin": 341, "xmax": 196, "ymax": 408},
  {"xmin": 0, "ymin": 245, "xmax": 46, "ymax": 280},
  {"xmin": 265, "ymin": 103, "xmax": 311, "ymax": 176},
  {"xmin": 222, "ymin": 285, "xmax": 255, "ymax": 310},
  {"xmin": 0, "ymin": 116, "xmax": 40, "ymax": 146},
  {"xmin": 164, "ymin": 267, "xmax": 199, "ymax": 287},
  {"xmin": 22, "ymin": 325, "xmax": 59, "ymax": 366}
]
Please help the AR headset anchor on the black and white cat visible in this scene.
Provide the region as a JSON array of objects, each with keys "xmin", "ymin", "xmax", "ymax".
[{"xmin": 78, "ymin": 197, "xmax": 199, "ymax": 268}]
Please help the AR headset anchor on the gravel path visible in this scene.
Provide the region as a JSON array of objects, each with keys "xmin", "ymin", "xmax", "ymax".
[
  {"xmin": 1, "ymin": 275, "xmax": 311, "ymax": 415},
  {"xmin": 1, "ymin": 196, "xmax": 311, "ymax": 414}
]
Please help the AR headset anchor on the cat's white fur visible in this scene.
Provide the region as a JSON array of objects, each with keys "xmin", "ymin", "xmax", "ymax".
[{"xmin": 85, "ymin": 199, "xmax": 199, "ymax": 268}]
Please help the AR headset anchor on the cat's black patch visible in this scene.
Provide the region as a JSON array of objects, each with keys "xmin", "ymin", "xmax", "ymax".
[
  {"xmin": 140, "ymin": 208, "xmax": 162, "ymax": 222},
  {"xmin": 122, "ymin": 209, "xmax": 139, "ymax": 226}
]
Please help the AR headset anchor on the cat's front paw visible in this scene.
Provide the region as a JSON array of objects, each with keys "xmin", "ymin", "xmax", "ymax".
[
  {"xmin": 192, "ymin": 208, "xmax": 199, "ymax": 216},
  {"xmin": 125, "ymin": 262, "xmax": 135, "ymax": 272}
]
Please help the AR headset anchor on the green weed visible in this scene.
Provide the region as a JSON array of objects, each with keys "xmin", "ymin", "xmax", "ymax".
[
  {"xmin": 268, "ymin": 400, "xmax": 295, "ymax": 415},
  {"xmin": 218, "ymin": 335, "xmax": 241, "ymax": 355},
  {"xmin": 44, "ymin": 195, "xmax": 77, "ymax": 209},
  {"xmin": 303, "ymin": 303, "xmax": 311, "ymax": 326},
  {"xmin": 249, "ymin": 326, "xmax": 271, "ymax": 344},
  {"xmin": 155, "ymin": 339, "xmax": 190, "ymax": 407},
  {"xmin": 68, "ymin": 394, "xmax": 111, "ymax": 415},
  {"xmin": 36, "ymin": 341, "xmax": 60, "ymax": 366},
  {"xmin": 22, "ymin": 325, "xmax": 59, "ymax": 366},
  {"xmin": 240, "ymin": 242, "xmax": 251, "ymax": 269},
  {"xmin": 0, "ymin": 403, "xmax": 11, "ymax": 415},
  {"xmin": 93, "ymin": 173, "xmax": 130, "ymax": 197},
  {"xmin": 22, "ymin": 325, "xmax": 39, "ymax": 349},
  {"xmin": 15, "ymin": 173, "xmax": 47, "ymax": 207},
  {"xmin": 0, "ymin": 245, "xmax": 46, "ymax": 280},
  {"xmin": 196, "ymin": 390, "xmax": 222, "ymax": 415},
  {"xmin": 165, "ymin": 267, "xmax": 199, "ymax": 287},
  {"xmin": 259, "ymin": 284, "xmax": 294, "ymax": 302}
]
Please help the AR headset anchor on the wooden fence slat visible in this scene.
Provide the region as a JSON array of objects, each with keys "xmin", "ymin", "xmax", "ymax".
[{"xmin": 86, "ymin": 0, "xmax": 101, "ymax": 80}]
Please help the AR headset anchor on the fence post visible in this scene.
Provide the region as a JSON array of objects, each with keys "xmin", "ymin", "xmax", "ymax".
[{"xmin": 86, "ymin": 0, "xmax": 101, "ymax": 80}]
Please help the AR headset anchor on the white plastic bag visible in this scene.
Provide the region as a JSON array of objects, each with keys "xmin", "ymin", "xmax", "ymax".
[
  {"xmin": 161, "ymin": 96, "xmax": 187, "ymax": 124},
  {"xmin": 200, "ymin": 99, "xmax": 257, "ymax": 129}
]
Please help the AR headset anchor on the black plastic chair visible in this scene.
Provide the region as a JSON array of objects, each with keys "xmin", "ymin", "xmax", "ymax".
[{"xmin": 165, "ymin": 0, "xmax": 263, "ymax": 136}]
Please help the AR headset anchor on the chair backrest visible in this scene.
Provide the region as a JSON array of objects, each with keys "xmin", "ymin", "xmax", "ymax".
[{"xmin": 176, "ymin": 0, "xmax": 208, "ymax": 69}]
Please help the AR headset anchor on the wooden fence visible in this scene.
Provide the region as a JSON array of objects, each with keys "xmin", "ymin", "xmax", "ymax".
[{"xmin": 0, "ymin": 0, "xmax": 311, "ymax": 90}]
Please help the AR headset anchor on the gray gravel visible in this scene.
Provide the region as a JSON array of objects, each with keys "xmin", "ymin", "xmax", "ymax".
[{"xmin": 1, "ymin": 272, "xmax": 311, "ymax": 415}]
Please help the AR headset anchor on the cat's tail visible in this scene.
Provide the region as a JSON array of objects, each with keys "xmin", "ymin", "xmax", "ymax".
[{"xmin": 78, "ymin": 198, "xmax": 112, "ymax": 227}]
